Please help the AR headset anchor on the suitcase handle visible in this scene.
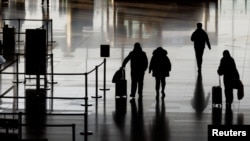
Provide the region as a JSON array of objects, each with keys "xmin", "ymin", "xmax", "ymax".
[{"xmin": 121, "ymin": 67, "xmax": 126, "ymax": 80}]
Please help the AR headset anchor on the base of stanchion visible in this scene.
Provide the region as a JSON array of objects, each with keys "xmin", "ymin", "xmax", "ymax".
[
  {"xmin": 47, "ymin": 81, "xmax": 58, "ymax": 84},
  {"xmin": 91, "ymin": 96, "xmax": 102, "ymax": 98},
  {"xmin": 48, "ymin": 41, "xmax": 56, "ymax": 45},
  {"xmin": 81, "ymin": 104, "xmax": 93, "ymax": 107},
  {"xmin": 12, "ymin": 81, "xmax": 23, "ymax": 83},
  {"xmin": 99, "ymin": 88, "xmax": 110, "ymax": 91},
  {"xmin": 16, "ymin": 40, "xmax": 24, "ymax": 43},
  {"xmin": 80, "ymin": 131, "xmax": 93, "ymax": 135}
]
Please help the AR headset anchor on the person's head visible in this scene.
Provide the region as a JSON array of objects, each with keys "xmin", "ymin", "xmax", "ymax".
[
  {"xmin": 223, "ymin": 50, "xmax": 231, "ymax": 57},
  {"xmin": 197, "ymin": 23, "xmax": 202, "ymax": 29},
  {"xmin": 133, "ymin": 42, "xmax": 142, "ymax": 52},
  {"xmin": 155, "ymin": 47, "xmax": 167, "ymax": 55}
]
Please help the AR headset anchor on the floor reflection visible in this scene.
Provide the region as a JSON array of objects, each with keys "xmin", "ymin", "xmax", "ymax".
[
  {"xmin": 25, "ymin": 89, "xmax": 47, "ymax": 139},
  {"xmin": 191, "ymin": 73, "xmax": 210, "ymax": 120},
  {"xmin": 150, "ymin": 100, "xmax": 169, "ymax": 141},
  {"xmin": 113, "ymin": 97, "xmax": 127, "ymax": 140},
  {"xmin": 130, "ymin": 98, "xmax": 146, "ymax": 141}
]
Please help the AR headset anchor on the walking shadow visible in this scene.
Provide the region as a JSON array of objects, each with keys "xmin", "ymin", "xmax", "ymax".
[
  {"xmin": 191, "ymin": 73, "xmax": 210, "ymax": 119},
  {"xmin": 150, "ymin": 100, "xmax": 170, "ymax": 141},
  {"xmin": 130, "ymin": 98, "xmax": 146, "ymax": 141}
]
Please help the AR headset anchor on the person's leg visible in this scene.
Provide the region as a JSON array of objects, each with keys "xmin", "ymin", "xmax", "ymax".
[
  {"xmin": 161, "ymin": 77, "xmax": 166, "ymax": 93},
  {"xmin": 130, "ymin": 72, "xmax": 138, "ymax": 97},
  {"xmin": 225, "ymin": 87, "xmax": 233, "ymax": 105},
  {"xmin": 130, "ymin": 74, "xmax": 137, "ymax": 97},
  {"xmin": 195, "ymin": 48, "xmax": 204, "ymax": 72},
  {"xmin": 155, "ymin": 77, "xmax": 160, "ymax": 99},
  {"xmin": 160, "ymin": 77, "xmax": 166, "ymax": 98},
  {"xmin": 138, "ymin": 73, "xmax": 144, "ymax": 98}
]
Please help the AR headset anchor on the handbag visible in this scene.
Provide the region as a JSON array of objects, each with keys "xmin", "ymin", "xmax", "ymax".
[
  {"xmin": 233, "ymin": 79, "xmax": 244, "ymax": 100},
  {"xmin": 112, "ymin": 67, "xmax": 125, "ymax": 83}
]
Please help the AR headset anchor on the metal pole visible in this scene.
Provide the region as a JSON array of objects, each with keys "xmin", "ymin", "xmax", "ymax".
[
  {"xmin": 80, "ymin": 75, "xmax": 93, "ymax": 138},
  {"xmin": 17, "ymin": 19, "xmax": 21, "ymax": 43},
  {"xmin": 72, "ymin": 124, "xmax": 75, "ymax": 141},
  {"xmin": 84, "ymin": 74, "xmax": 88, "ymax": 137},
  {"xmin": 91, "ymin": 66, "xmax": 101, "ymax": 99},
  {"xmin": 104, "ymin": 58, "xmax": 106, "ymax": 101},
  {"xmin": 18, "ymin": 112, "xmax": 22, "ymax": 140},
  {"xmin": 96, "ymin": 66, "xmax": 98, "ymax": 98}
]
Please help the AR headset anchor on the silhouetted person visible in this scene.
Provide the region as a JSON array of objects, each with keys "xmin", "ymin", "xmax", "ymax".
[
  {"xmin": 149, "ymin": 47, "xmax": 171, "ymax": 99},
  {"xmin": 217, "ymin": 50, "xmax": 239, "ymax": 107},
  {"xmin": 122, "ymin": 42, "xmax": 148, "ymax": 98},
  {"xmin": 42, "ymin": 0, "xmax": 49, "ymax": 6},
  {"xmin": 191, "ymin": 22, "xmax": 211, "ymax": 72}
]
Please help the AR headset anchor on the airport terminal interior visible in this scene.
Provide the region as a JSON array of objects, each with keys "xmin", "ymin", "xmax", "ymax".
[{"xmin": 0, "ymin": 0, "xmax": 250, "ymax": 141}]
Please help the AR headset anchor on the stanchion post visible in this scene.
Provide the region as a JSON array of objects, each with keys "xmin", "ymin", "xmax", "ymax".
[
  {"xmin": 72, "ymin": 124, "xmax": 75, "ymax": 141},
  {"xmin": 80, "ymin": 74, "xmax": 93, "ymax": 137},
  {"xmin": 104, "ymin": 58, "xmax": 106, "ymax": 101},
  {"xmin": 92, "ymin": 66, "xmax": 102, "ymax": 99},
  {"xmin": 17, "ymin": 19, "xmax": 21, "ymax": 43},
  {"xmin": 18, "ymin": 112, "xmax": 22, "ymax": 140},
  {"xmin": 100, "ymin": 44, "xmax": 110, "ymax": 102}
]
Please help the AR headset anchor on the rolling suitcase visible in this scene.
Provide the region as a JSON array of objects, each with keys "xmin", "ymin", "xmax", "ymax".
[
  {"xmin": 113, "ymin": 68, "xmax": 127, "ymax": 98},
  {"xmin": 212, "ymin": 77, "xmax": 222, "ymax": 107}
]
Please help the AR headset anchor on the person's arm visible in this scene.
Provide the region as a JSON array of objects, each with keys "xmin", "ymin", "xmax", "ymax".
[
  {"xmin": 168, "ymin": 57, "xmax": 172, "ymax": 71},
  {"xmin": 144, "ymin": 53, "xmax": 148, "ymax": 71},
  {"xmin": 191, "ymin": 32, "xmax": 195, "ymax": 41},
  {"xmin": 205, "ymin": 32, "xmax": 211, "ymax": 50},
  {"xmin": 122, "ymin": 53, "xmax": 131, "ymax": 68},
  {"xmin": 149, "ymin": 56, "xmax": 153, "ymax": 73},
  {"xmin": 217, "ymin": 59, "xmax": 224, "ymax": 76}
]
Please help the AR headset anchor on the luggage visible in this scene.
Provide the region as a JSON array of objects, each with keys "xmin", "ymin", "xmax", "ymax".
[
  {"xmin": 212, "ymin": 77, "xmax": 222, "ymax": 107},
  {"xmin": 233, "ymin": 79, "xmax": 244, "ymax": 100},
  {"xmin": 115, "ymin": 79, "xmax": 127, "ymax": 98},
  {"xmin": 113, "ymin": 68, "xmax": 127, "ymax": 98}
]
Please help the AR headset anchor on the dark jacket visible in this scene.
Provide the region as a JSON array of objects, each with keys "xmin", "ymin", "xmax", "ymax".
[
  {"xmin": 191, "ymin": 29, "xmax": 211, "ymax": 50},
  {"xmin": 149, "ymin": 47, "xmax": 171, "ymax": 77},
  {"xmin": 122, "ymin": 45, "xmax": 148, "ymax": 73},
  {"xmin": 217, "ymin": 55, "xmax": 239, "ymax": 87}
]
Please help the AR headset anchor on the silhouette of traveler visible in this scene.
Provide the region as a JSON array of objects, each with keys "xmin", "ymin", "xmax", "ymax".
[
  {"xmin": 42, "ymin": 0, "xmax": 49, "ymax": 6},
  {"xmin": 149, "ymin": 47, "xmax": 171, "ymax": 99},
  {"xmin": 191, "ymin": 22, "xmax": 211, "ymax": 72},
  {"xmin": 122, "ymin": 42, "xmax": 148, "ymax": 98},
  {"xmin": 217, "ymin": 50, "xmax": 239, "ymax": 107}
]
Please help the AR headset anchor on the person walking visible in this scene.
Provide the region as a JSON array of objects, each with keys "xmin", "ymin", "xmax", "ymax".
[
  {"xmin": 191, "ymin": 22, "xmax": 211, "ymax": 73},
  {"xmin": 122, "ymin": 42, "xmax": 148, "ymax": 99},
  {"xmin": 217, "ymin": 50, "xmax": 239, "ymax": 107},
  {"xmin": 149, "ymin": 47, "xmax": 171, "ymax": 100},
  {"xmin": 42, "ymin": 0, "xmax": 49, "ymax": 6}
]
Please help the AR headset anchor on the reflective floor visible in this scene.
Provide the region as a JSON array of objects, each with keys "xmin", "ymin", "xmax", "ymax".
[{"xmin": 0, "ymin": 0, "xmax": 250, "ymax": 141}]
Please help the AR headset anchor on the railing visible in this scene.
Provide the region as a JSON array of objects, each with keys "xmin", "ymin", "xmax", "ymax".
[
  {"xmin": 0, "ymin": 58, "xmax": 108, "ymax": 141},
  {"xmin": 1, "ymin": 18, "xmax": 54, "ymax": 48},
  {"xmin": 0, "ymin": 112, "xmax": 77, "ymax": 141}
]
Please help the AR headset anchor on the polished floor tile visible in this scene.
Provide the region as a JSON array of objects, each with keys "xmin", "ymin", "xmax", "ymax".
[{"xmin": 0, "ymin": 0, "xmax": 250, "ymax": 141}]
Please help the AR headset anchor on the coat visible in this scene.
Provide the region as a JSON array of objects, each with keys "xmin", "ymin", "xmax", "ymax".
[{"xmin": 149, "ymin": 48, "xmax": 171, "ymax": 77}]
